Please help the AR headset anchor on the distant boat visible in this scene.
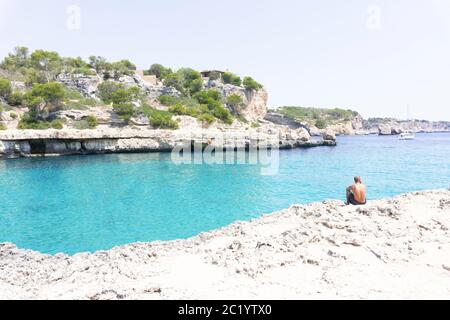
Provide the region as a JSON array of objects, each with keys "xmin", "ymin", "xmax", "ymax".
[{"xmin": 399, "ymin": 132, "xmax": 415, "ymax": 140}]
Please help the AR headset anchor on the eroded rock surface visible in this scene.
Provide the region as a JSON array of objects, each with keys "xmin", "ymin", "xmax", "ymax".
[{"xmin": 1, "ymin": 189, "xmax": 449, "ymax": 299}]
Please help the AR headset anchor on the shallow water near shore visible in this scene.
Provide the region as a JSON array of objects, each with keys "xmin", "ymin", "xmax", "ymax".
[{"xmin": 1, "ymin": 133, "xmax": 449, "ymax": 255}]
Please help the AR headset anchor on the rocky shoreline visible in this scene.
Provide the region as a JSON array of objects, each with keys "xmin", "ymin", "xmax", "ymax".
[
  {"xmin": 1, "ymin": 189, "xmax": 449, "ymax": 300},
  {"xmin": 266, "ymin": 111, "xmax": 450, "ymax": 136},
  {"xmin": 0, "ymin": 125, "xmax": 336, "ymax": 159}
]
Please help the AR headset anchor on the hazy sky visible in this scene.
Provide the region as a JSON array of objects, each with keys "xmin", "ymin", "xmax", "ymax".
[{"xmin": 1, "ymin": 0, "xmax": 449, "ymax": 120}]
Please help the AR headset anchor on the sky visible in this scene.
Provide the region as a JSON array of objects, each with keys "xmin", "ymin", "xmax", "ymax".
[{"xmin": 1, "ymin": 0, "xmax": 449, "ymax": 121}]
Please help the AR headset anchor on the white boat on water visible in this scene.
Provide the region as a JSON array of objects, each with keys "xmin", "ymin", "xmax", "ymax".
[{"xmin": 399, "ymin": 132, "xmax": 415, "ymax": 140}]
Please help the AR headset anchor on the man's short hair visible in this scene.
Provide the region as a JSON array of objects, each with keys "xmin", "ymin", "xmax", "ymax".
[{"xmin": 354, "ymin": 176, "xmax": 362, "ymax": 183}]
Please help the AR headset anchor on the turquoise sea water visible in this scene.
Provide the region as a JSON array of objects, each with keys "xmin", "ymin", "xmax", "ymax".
[{"xmin": 0, "ymin": 133, "xmax": 449, "ymax": 255}]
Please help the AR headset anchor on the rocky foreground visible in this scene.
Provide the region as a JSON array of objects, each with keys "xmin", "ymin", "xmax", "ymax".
[{"xmin": 1, "ymin": 189, "xmax": 450, "ymax": 300}]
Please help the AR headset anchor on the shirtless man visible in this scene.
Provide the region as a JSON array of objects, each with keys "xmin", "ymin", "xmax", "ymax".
[{"xmin": 346, "ymin": 176, "xmax": 367, "ymax": 205}]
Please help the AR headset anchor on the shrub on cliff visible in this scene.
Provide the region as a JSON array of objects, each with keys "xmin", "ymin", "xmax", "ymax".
[
  {"xmin": 113, "ymin": 103, "xmax": 134, "ymax": 122},
  {"xmin": 62, "ymin": 57, "xmax": 95, "ymax": 75},
  {"xmin": 168, "ymin": 103, "xmax": 186, "ymax": 115},
  {"xmin": 30, "ymin": 50, "xmax": 63, "ymax": 83},
  {"xmin": 198, "ymin": 113, "xmax": 216, "ymax": 124},
  {"xmin": 141, "ymin": 106, "xmax": 178, "ymax": 129},
  {"xmin": 110, "ymin": 60, "xmax": 136, "ymax": 80},
  {"xmin": 212, "ymin": 105, "xmax": 234, "ymax": 125},
  {"xmin": 0, "ymin": 78, "xmax": 12, "ymax": 98},
  {"xmin": 51, "ymin": 119, "xmax": 64, "ymax": 129},
  {"xmin": 243, "ymin": 77, "xmax": 263, "ymax": 91},
  {"xmin": 7, "ymin": 91, "xmax": 24, "ymax": 106},
  {"xmin": 0, "ymin": 47, "xmax": 30, "ymax": 75},
  {"xmin": 226, "ymin": 94, "xmax": 244, "ymax": 113},
  {"xmin": 164, "ymin": 68, "xmax": 203, "ymax": 97},
  {"xmin": 193, "ymin": 89, "xmax": 234, "ymax": 124},
  {"xmin": 98, "ymin": 81, "xmax": 122, "ymax": 104},
  {"xmin": 158, "ymin": 95, "xmax": 178, "ymax": 106},
  {"xmin": 86, "ymin": 115, "xmax": 98, "ymax": 128},
  {"xmin": 88, "ymin": 56, "xmax": 109, "ymax": 74},
  {"xmin": 222, "ymin": 72, "xmax": 242, "ymax": 86},
  {"xmin": 98, "ymin": 82, "xmax": 141, "ymax": 105},
  {"xmin": 0, "ymin": 124, "xmax": 6, "ymax": 130},
  {"xmin": 22, "ymin": 82, "xmax": 66, "ymax": 119},
  {"xmin": 74, "ymin": 115, "xmax": 98, "ymax": 129},
  {"xmin": 28, "ymin": 82, "xmax": 65, "ymax": 108},
  {"xmin": 208, "ymin": 71, "xmax": 222, "ymax": 81},
  {"xmin": 193, "ymin": 89, "xmax": 221, "ymax": 105},
  {"xmin": 315, "ymin": 119, "xmax": 327, "ymax": 129},
  {"xmin": 17, "ymin": 114, "xmax": 52, "ymax": 130}
]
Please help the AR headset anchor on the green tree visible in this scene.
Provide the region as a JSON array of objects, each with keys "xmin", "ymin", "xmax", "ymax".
[
  {"xmin": 164, "ymin": 72, "xmax": 184, "ymax": 93},
  {"xmin": 164, "ymin": 68, "xmax": 203, "ymax": 97},
  {"xmin": 24, "ymin": 82, "xmax": 66, "ymax": 119},
  {"xmin": 113, "ymin": 103, "xmax": 134, "ymax": 122},
  {"xmin": 0, "ymin": 78, "xmax": 12, "ymax": 98},
  {"xmin": 222, "ymin": 72, "xmax": 242, "ymax": 86},
  {"xmin": 62, "ymin": 57, "xmax": 93, "ymax": 75},
  {"xmin": 0, "ymin": 47, "xmax": 30, "ymax": 78},
  {"xmin": 242, "ymin": 77, "xmax": 263, "ymax": 91},
  {"xmin": 149, "ymin": 110, "xmax": 179, "ymax": 129},
  {"xmin": 88, "ymin": 56, "xmax": 109, "ymax": 74},
  {"xmin": 192, "ymin": 89, "xmax": 234, "ymax": 124},
  {"xmin": 7, "ymin": 91, "xmax": 23, "ymax": 106},
  {"xmin": 30, "ymin": 50, "xmax": 62, "ymax": 82},
  {"xmin": 97, "ymin": 81, "xmax": 122, "ymax": 104},
  {"xmin": 111, "ymin": 88, "xmax": 133, "ymax": 105},
  {"xmin": 208, "ymin": 71, "xmax": 222, "ymax": 81},
  {"xmin": 315, "ymin": 118, "xmax": 327, "ymax": 129},
  {"xmin": 145, "ymin": 64, "xmax": 172, "ymax": 79},
  {"xmin": 178, "ymin": 68, "xmax": 203, "ymax": 96},
  {"xmin": 24, "ymin": 68, "xmax": 46, "ymax": 85},
  {"xmin": 110, "ymin": 60, "xmax": 136, "ymax": 80}
]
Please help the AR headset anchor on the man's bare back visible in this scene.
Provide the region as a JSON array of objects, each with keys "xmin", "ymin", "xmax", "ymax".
[{"xmin": 346, "ymin": 176, "xmax": 367, "ymax": 205}]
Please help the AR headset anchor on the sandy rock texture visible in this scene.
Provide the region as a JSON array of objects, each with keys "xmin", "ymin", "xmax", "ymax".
[{"xmin": 1, "ymin": 189, "xmax": 449, "ymax": 300}]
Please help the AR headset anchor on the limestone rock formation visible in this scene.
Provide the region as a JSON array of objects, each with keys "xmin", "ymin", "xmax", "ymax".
[
  {"xmin": 56, "ymin": 73, "xmax": 102, "ymax": 98},
  {"xmin": 322, "ymin": 130, "xmax": 336, "ymax": 142},
  {"xmin": 1, "ymin": 189, "xmax": 449, "ymax": 299},
  {"xmin": 205, "ymin": 80, "xmax": 268, "ymax": 122}
]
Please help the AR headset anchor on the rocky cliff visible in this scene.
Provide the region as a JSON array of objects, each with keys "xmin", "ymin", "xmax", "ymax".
[
  {"xmin": 267, "ymin": 107, "xmax": 450, "ymax": 136},
  {"xmin": 266, "ymin": 110, "xmax": 365, "ymax": 136},
  {"xmin": 204, "ymin": 79, "xmax": 268, "ymax": 122},
  {"xmin": 54, "ymin": 72, "xmax": 268, "ymax": 123},
  {"xmin": 0, "ymin": 120, "xmax": 336, "ymax": 158},
  {"xmin": 365, "ymin": 119, "xmax": 450, "ymax": 135}
]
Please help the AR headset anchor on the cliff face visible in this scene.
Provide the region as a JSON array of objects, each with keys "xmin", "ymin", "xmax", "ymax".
[
  {"xmin": 320, "ymin": 115, "xmax": 365, "ymax": 136},
  {"xmin": 266, "ymin": 108, "xmax": 450, "ymax": 136},
  {"xmin": 265, "ymin": 112, "xmax": 365, "ymax": 136},
  {"xmin": 365, "ymin": 119, "xmax": 450, "ymax": 135},
  {"xmin": 204, "ymin": 79, "xmax": 268, "ymax": 122},
  {"xmin": 0, "ymin": 123, "xmax": 335, "ymax": 159},
  {"xmin": 50, "ymin": 73, "xmax": 269, "ymax": 123}
]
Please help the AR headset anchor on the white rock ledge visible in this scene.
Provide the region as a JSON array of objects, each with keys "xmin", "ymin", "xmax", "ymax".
[
  {"xmin": 0, "ymin": 128, "xmax": 336, "ymax": 158},
  {"xmin": 1, "ymin": 189, "xmax": 449, "ymax": 300}
]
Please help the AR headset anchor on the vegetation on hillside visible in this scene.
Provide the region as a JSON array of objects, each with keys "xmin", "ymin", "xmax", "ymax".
[
  {"xmin": 0, "ymin": 46, "xmax": 265, "ymax": 130},
  {"xmin": 278, "ymin": 106, "xmax": 360, "ymax": 129}
]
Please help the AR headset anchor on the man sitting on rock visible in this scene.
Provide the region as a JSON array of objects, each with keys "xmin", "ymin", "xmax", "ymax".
[{"xmin": 346, "ymin": 176, "xmax": 367, "ymax": 205}]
